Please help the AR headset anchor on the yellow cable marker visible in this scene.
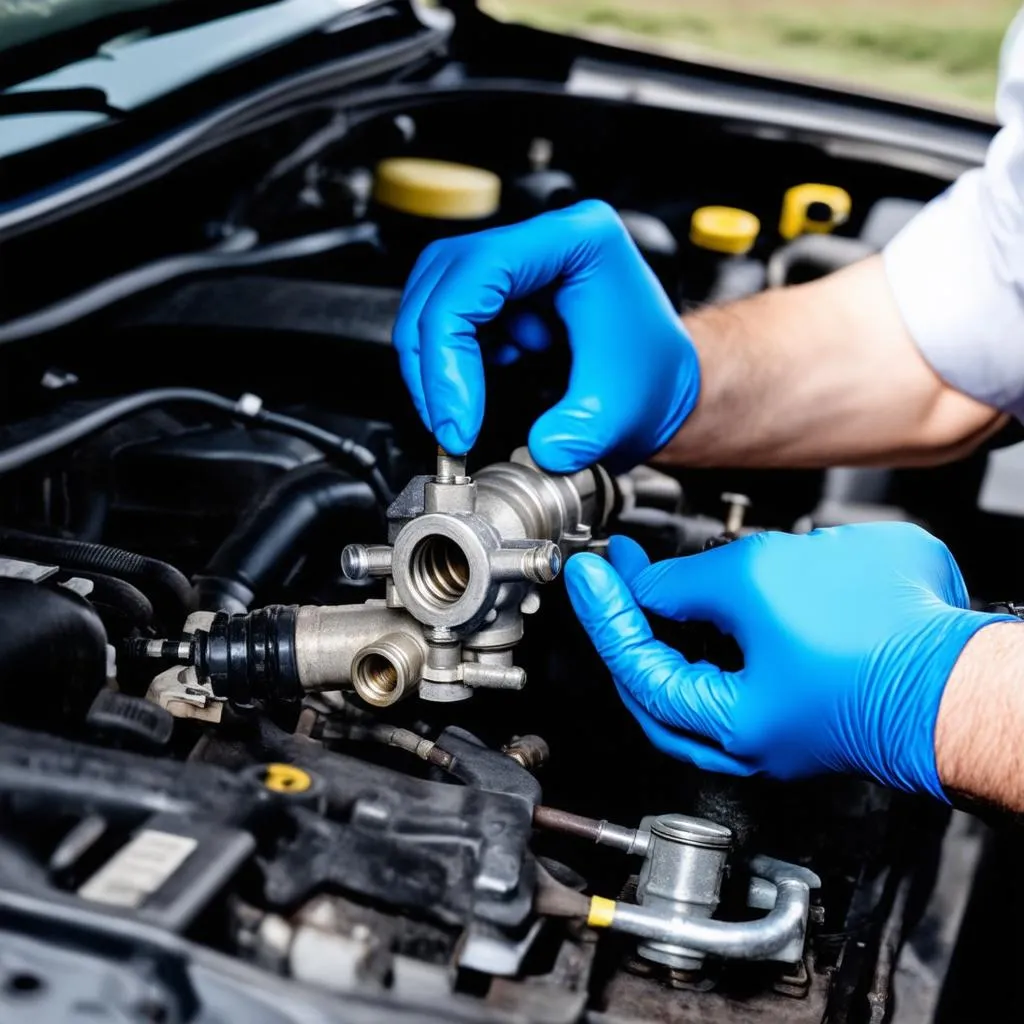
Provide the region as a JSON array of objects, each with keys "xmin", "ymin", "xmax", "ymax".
[
  {"xmin": 588, "ymin": 895, "xmax": 617, "ymax": 928},
  {"xmin": 263, "ymin": 763, "xmax": 313, "ymax": 793}
]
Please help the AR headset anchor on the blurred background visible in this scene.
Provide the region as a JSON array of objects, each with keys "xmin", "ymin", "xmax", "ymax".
[{"xmin": 481, "ymin": 0, "xmax": 1021, "ymax": 114}]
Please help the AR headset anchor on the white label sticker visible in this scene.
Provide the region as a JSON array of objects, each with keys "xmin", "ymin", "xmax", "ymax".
[{"xmin": 78, "ymin": 830, "xmax": 197, "ymax": 908}]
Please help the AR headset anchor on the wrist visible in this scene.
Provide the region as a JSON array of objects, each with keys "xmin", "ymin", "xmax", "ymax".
[{"xmin": 935, "ymin": 618, "xmax": 1024, "ymax": 809}]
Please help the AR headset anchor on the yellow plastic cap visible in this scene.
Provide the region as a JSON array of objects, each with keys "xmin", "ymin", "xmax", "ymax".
[
  {"xmin": 373, "ymin": 158, "xmax": 501, "ymax": 220},
  {"xmin": 689, "ymin": 206, "xmax": 761, "ymax": 255},
  {"xmin": 263, "ymin": 763, "xmax": 312, "ymax": 794},
  {"xmin": 779, "ymin": 184, "xmax": 852, "ymax": 240}
]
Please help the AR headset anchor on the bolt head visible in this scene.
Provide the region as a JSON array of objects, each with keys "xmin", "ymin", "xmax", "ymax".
[{"xmin": 720, "ymin": 492, "xmax": 752, "ymax": 509}]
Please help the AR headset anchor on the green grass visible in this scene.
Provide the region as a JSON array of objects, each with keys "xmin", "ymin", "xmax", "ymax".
[{"xmin": 482, "ymin": 0, "xmax": 1020, "ymax": 112}]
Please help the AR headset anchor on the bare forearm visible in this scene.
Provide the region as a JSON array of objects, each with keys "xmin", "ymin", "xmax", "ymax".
[
  {"xmin": 655, "ymin": 256, "xmax": 1006, "ymax": 469},
  {"xmin": 936, "ymin": 621, "xmax": 1024, "ymax": 811}
]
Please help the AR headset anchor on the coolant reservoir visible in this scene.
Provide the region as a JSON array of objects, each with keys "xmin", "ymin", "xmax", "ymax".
[
  {"xmin": 373, "ymin": 158, "xmax": 501, "ymax": 220},
  {"xmin": 779, "ymin": 183, "xmax": 851, "ymax": 240},
  {"xmin": 371, "ymin": 157, "xmax": 502, "ymax": 280}
]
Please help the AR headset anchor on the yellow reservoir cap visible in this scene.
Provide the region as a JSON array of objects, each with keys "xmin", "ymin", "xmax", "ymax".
[
  {"xmin": 263, "ymin": 763, "xmax": 312, "ymax": 794},
  {"xmin": 689, "ymin": 206, "xmax": 761, "ymax": 255},
  {"xmin": 779, "ymin": 184, "xmax": 852, "ymax": 240},
  {"xmin": 373, "ymin": 158, "xmax": 501, "ymax": 220}
]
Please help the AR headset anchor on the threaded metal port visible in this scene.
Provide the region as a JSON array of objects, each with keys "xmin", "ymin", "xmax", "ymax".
[
  {"xmin": 355, "ymin": 652, "xmax": 400, "ymax": 702},
  {"xmin": 410, "ymin": 535, "xmax": 470, "ymax": 608},
  {"xmin": 351, "ymin": 632, "xmax": 424, "ymax": 707}
]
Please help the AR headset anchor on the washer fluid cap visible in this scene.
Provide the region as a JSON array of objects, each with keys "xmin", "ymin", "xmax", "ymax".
[
  {"xmin": 689, "ymin": 206, "xmax": 761, "ymax": 255},
  {"xmin": 373, "ymin": 158, "xmax": 502, "ymax": 220},
  {"xmin": 779, "ymin": 183, "xmax": 852, "ymax": 240}
]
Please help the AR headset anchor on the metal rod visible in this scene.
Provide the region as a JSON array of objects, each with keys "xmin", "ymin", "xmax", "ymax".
[{"xmin": 533, "ymin": 805, "xmax": 639, "ymax": 853}]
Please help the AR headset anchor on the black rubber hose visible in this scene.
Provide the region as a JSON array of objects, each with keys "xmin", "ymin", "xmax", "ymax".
[
  {"xmin": 0, "ymin": 223, "xmax": 378, "ymax": 345},
  {"xmin": 194, "ymin": 465, "xmax": 376, "ymax": 612},
  {"xmin": 0, "ymin": 388, "xmax": 394, "ymax": 506},
  {"xmin": 65, "ymin": 570, "xmax": 155, "ymax": 632},
  {"xmin": 0, "ymin": 529, "xmax": 192, "ymax": 629}
]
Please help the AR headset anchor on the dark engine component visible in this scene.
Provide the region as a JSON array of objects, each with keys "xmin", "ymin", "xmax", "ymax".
[
  {"xmin": 0, "ymin": 577, "xmax": 107, "ymax": 727},
  {"xmin": 0, "ymin": 528, "xmax": 194, "ymax": 631}
]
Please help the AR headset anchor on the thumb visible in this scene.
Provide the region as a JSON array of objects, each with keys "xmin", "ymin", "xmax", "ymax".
[
  {"xmin": 607, "ymin": 534, "xmax": 651, "ymax": 586},
  {"xmin": 630, "ymin": 542, "xmax": 751, "ymax": 635},
  {"xmin": 528, "ymin": 395, "xmax": 620, "ymax": 473},
  {"xmin": 564, "ymin": 553, "xmax": 663, "ymax": 676}
]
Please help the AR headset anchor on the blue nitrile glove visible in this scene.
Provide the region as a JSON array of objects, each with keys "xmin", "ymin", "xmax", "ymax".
[
  {"xmin": 392, "ymin": 200, "xmax": 699, "ymax": 472},
  {"xmin": 564, "ymin": 526, "xmax": 1015, "ymax": 800}
]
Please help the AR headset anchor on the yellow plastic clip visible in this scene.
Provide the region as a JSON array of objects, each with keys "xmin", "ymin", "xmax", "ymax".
[{"xmin": 587, "ymin": 896, "xmax": 617, "ymax": 929}]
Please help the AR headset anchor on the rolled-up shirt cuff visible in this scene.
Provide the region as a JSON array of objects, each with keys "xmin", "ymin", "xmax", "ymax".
[{"xmin": 883, "ymin": 168, "xmax": 1024, "ymax": 417}]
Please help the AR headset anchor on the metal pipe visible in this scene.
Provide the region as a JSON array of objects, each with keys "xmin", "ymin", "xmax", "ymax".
[
  {"xmin": 532, "ymin": 805, "xmax": 642, "ymax": 854},
  {"xmin": 293, "ymin": 603, "xmax": 423, "ymax": 693},
  {"xmin": 588, "ymin": 877, "xmax": 810, "ymax": 961}
]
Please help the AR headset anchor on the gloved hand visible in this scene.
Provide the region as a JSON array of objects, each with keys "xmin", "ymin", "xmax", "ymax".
[
  {"xmin": 564, "ymin": 525, "xmax": 1014, "ymax": 800},
  {"xmin": 392, "ymin": 200, "xmax": 699, "ymax": 472}
]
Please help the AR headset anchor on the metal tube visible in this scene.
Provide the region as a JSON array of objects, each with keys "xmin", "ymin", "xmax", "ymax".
[
  {"xmin": 532, "ymin": 806, "xmax": 640, "ymax": 854},
  {"xmin": 340, "ymin": 544, "xmax": 393, "ymax": 581},
  {"xmin": 346, "ymin": 723, "xmax": 455, "ymax": 770},
  {"xmin": 597, "ymin": 877, "xmax": 810, "ymax": 961},
  {"xmin": 461, "ymin": 662, "xmax": 526, "ymax": 690}
]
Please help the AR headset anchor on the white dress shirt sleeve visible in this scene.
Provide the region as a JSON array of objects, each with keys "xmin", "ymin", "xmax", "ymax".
[{"xmin": 884, "ymin": 8, "xmax": 1024, "ymax": 415}]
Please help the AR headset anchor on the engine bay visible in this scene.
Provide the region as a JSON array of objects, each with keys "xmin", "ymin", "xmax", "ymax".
[{"xmin": 0, "ymin": 6, "xmax": 1018, "ymax": 1019}]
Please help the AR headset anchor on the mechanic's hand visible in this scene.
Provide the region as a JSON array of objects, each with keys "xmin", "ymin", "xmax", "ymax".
[
  {"xmin": 392, "ymin": 200, "xmax": 699, "ymax": 472},
  {"xmin": 565, "ymin": 525, "xmax": 1013, "ymax": 800}
]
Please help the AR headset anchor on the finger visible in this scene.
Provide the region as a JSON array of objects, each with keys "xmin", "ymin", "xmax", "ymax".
[
  {"xmin": 418, "ymin": 295, "xmax": 488, "ymax": 455},
  {"xmin": 607, "ymin": 535, "xmax": 651, "ymax": 586},
  {"xmin": 393, "ymin": 245, "xmax": 448, "ymax": 429},
  {"xmin": 629, "ymin": 540, "xmax": 756, "ymax": 635},
  {"xmin": 418, "ymin": 251, "xmax": 515, "ymax": 453},
  {"xmin": 528, "ymin": 392, "xmax": 622, "ymax": 474},
  {"xmin": 615, "ymin": 682, "xmax": 753, "ymax": 775},
  {"xmin": 565, "ymin": 553, "xmax": 737, "ymax": 743}
]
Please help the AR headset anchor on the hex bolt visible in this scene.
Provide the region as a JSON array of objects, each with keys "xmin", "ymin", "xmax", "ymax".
[
  {"xmin": 720, "ymin": 492, "xmax": 752, "ymax": 535},
  {"xmin": 341, "ymin": 544, "xmax": 393, "ymax": 581},
  {"xmin": 436, "ymin": 447, "xmax": 467, "ymax": 485}
]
